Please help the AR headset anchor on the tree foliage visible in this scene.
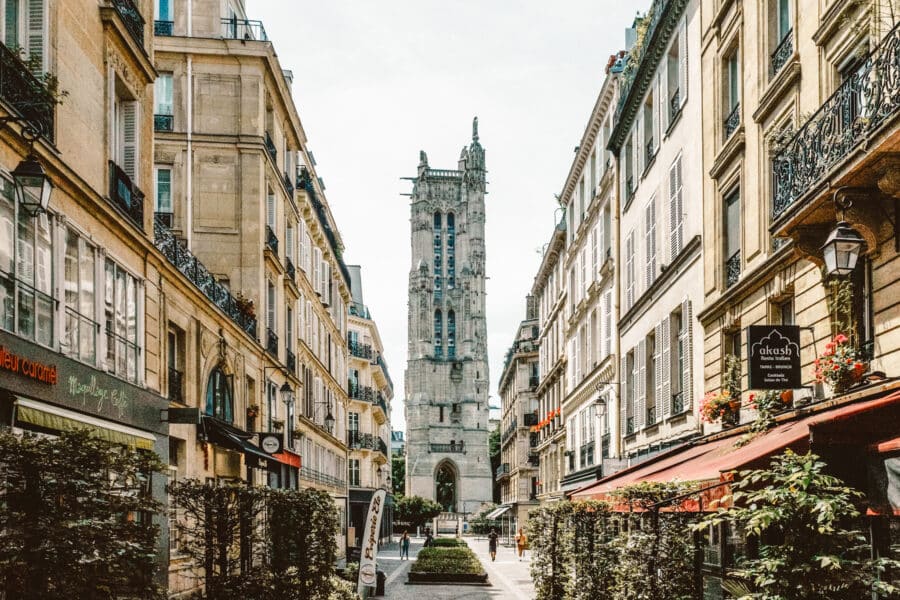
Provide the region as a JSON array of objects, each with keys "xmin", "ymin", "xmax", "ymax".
[
  {"xmin": 527, "ymin": 501, "xmax": 573, "ymax": 600},
  {"xmin": 394, "ymin": 495, "xmax": 442, "ymax": 530},
  {"xmin": 391, "ymin": 454, "xmax": 405, "ymax": 496},
  {"xmin": 698, "ymin": 450, "xmax": 900, "ymax": 599},
  {"xmin": 0, "ymin": 429, "xmax": 165, "ymax": 600}
]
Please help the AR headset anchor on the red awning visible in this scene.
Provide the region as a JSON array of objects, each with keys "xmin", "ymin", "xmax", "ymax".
[
  {"xmin": 570, "ymin": 389, "xmax": 900, "ymax": 504},
  {"xmin": 273, "ymin": 449, "xmax": 301, "ymax": 468}
]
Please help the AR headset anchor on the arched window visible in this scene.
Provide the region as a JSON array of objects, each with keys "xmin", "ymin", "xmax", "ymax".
[
  {"xmin": 433, "ymin": 211, "xmax": 442, "ymax": 229},
  {"xmin": 434, "ymin": 309, "xmax": 443, "ymax": 358},
  {"xmin": 205, "ymin": 367, "xmax": 233, "ymax": 422},
  {"xmin": 446, "ymin": 212, "xmax": 455, "ymax": 233},
  {"xmin": 435, "ymin": 461, "xmax": 457, "ymax": 512},
  {"xmin": 447, "ymin": 310, "xmax": 456, "ymax": 359}
]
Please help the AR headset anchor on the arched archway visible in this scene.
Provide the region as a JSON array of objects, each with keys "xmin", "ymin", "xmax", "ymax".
[{"xmin": 435, "ymin": 460, "xmax": 458, "ymax": 512}]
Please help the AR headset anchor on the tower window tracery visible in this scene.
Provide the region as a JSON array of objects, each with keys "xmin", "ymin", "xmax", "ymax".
[
  {"xmin": 434, "ymin": 309, "xmax": 443, "ymax": 358},
  {"xmin": 448, "ymin": 310, "xmax": 456, "ymax": 359}
]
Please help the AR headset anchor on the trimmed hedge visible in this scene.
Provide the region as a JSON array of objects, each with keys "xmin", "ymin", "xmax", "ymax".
[
  {"xmin": 411, "ymin": 546, "xmax": 483, "ymax": 575},
  {"xmin": 429, "ymin": 537, "xmax": 464, "ymax": 548}
]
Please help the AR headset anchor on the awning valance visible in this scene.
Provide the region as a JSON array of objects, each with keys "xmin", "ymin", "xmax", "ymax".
[
  {"xmin": 15, "ymin": 397, "xmax": 156, "ymax": 450},
  {"xmin": 202, "ymin": 416, "xmax": 276, "ymax": 468},
  {"xmin": 485, "ymin": 505, "xmax": 511, "ymax": 520}
]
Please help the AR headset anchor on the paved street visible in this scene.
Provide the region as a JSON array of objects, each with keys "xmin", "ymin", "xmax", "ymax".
[{"xmin": 379, "ymin": 535, "xmax": 534, "ymax": 599}]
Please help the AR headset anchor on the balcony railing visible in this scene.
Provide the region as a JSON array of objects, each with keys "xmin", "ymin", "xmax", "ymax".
[
  {"xmin": 265, "ymin": 327, "xmax": 278, "ymax": 357},
  {"xmin": 646, "ymin": 405, "xmax": 657, "ymax": 426},
  {"xmin": 348, "ymin": 339, "xmax": 373, "ymax": 360},
  {"xmin": 285, "ymin": 257, "xmax": 296, "ymax": 281},
  {"xmin": 496, "ymin": 463, "xmax": 510, "ymax": 478},
  {"xmin": 725, "ymin": 250, "xmax": 741, "ymax": 288},
  {"xmin": 0, "ymin": 42, "xmax": 55, "ymax": 141},
  {"xmin": 772, "ymin": 21, "xmax": 900, "ymax": 220},
  {"xmin": 297, "ymin": 167, "xmax": 352, "ymax": 286},
  {"xmin": 771, "ymin": 29, "xmax": 794, "ymax": 76},
  {"xmin": 112, "ymin": 0, "xmax": 145, "ymax": 47},
  {"xmin": 529, "ymin": 375, "xmax": 539, "ymax": 390},
  {"xmin": 154, "ymin": 114, "xmax": 173, "ymax": 132},
  {"xmin": 672, "ymin": 391, "xmax": 685, "ymax": 414},
  {"xmin": 153, "ymin": 219, "xmax": 258, "ymax": 337},
  {"xmin": 168, "ymin": 367, "xmax": 184, "ymax": 404},
  {"xmin": 377, "ymin": 436, "xmax": 389, "ymax": 458},
  {"xmin": 501, "ymin": 418, "xmax": 518, "ymax": 444},
  {"xmin": 348, "ymin": 382, "xmax": 375, "ymax": 402},
  {"xmin": 626, "ymin": 416, "xmax": 635, "ymax": 436},
  {"xmin": 374, "ymin": 392, "xmax": 388, "ymax": 417},
  {"xmin": 283, "ymin": 172, "xmax": 294, "ymax": 196},
  {"xmin": 286, "ymin": 348, "xmax": 296, "ymax": 375},
  {"xmin": 299, "ymin": 466, "xmax": 344, "ymax": 489},
  {"xmin": 108, "ymin": 161, "xmax": 144, "ymax": 229},
  {"xmin": 221, "ymin": 17, "xmax": 268, "ymax": 41},
  {"xmin": 430, "ymin": 442, "xmax": 465, "ymax": 453},
  {"xmin": 347, "ymin": 430, "xmax": 375, "ymax": 450},
  {"xmin": 155, "ymin": 211, "xmax": 174, "ymax": 228},
  {"xmin": 645, "ymin": 138, "xmax": 655, "ymax": 164},
  {"xmin": 724, "ymin": 103, "xmax": 741, "ymax": 140},
  {"xmin": 626, "ymin": 176, "xmax": 635, "ymax": 200},
  {"xmin": 264, "ymin": 131, "xmax": 277, "ymax": 163},
  {"xmin": 154, "ymin": 20, "xmax": 174, "ymax": 36},
  {"xmin": 670, "ymin": 88, "xmax": 681, "ymax": 122},
  {"xmin": 265, "ymin": 225, "xmax": 279, "ymax": 255},
  {"xmin": 376, "ymin": 354, "xmax": 394, "ymax": 391}
]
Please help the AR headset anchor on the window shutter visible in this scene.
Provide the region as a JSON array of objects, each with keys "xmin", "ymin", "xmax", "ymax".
[
  {"xmin": 620, "ymin": 355, "xmax": 629, "ymax": 436},
  {"xmin": 586, "ymin": 317, "xmax": 593, "ymax": 369},
  {"xmin": 625, "ymin": 233, "xmax": 634, "ymax": 309},
  {"xmin": 661, "ymin": 317, "xmax": 672, "ymax": 417},
  {"xmin": 654, "ymin": 322, "xmax": 663, "ymax": 420},
  {"xmin": 681, "ymin": 298, "xmax": 693, "ymax": 413},
  {"xmin": 669, "ymin": 158, "xmax": 684, "ymax": 258},
  {"xmin": 286, "ymin": 225, "xmax": 294, "ymax": 262},
  {"xmin": 603, "ymin": 291, "xmax": 612, "ymax": 358},
  {"xmin": 678, "ymin": 20, "xmax": 688, "ymax": 106},
  {"xmin": 652, "ymin": 80, "xmax": 661, "ymax": 150},
  {"xmin": 676, "ymin": 157, "xmax": 684, "ymax": 253},
  {"xmin": 636, "ymin": 339, "xmax": 646, "ymax": 430},
  {"xmin": 659, "ymin": 69, "xmax": 669, "ymax": 132},
  {"xmin": 636, "ymin": 121, "xmax": 644, "ymax": 174},
  {"xmin": 266, "ymin": 193, "xmax": 275, "ymax": 228},
  {"xmin": 305, "ymin": 233, "xmax": 312, "ymax": 274},
  {"xmin": 27, "ymin": 0, "xmax": 45, "ymax": 75},
  {"xmin": 645, "ymin": 198, "xmax": 656, "ymax": 288},
  {"xmin": 312, "ymin": 248, "xmax": 321, "ymax": 295},
  {"xmin": 122, "ymin": 101, "xmax": 138, "ymax": 181}
]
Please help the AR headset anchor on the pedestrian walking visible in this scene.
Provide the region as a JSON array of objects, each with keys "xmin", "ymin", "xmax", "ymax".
[
  {"xmin": 400, "ymin": 530, "xmax": 410, "ymax": 560},
  {"xmin": 488, "ymin": 527, "xmax": 499, "ymax": 562},
  {"xmin": 423, "ymin": 528, "xmax": 434, "ymax": 548},
  {"xmin": 515, "ymin": 528, "xmax": 528, "ymax": 561}
]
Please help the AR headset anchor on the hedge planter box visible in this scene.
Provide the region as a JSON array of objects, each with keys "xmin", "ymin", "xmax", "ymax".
[
  {"xmin": 408, "ymin": 546, "xmax": 489, "ymax": 585},
  {"xmin": 407, "ymin": 571, "xmax": 489, "ymax": 584}
]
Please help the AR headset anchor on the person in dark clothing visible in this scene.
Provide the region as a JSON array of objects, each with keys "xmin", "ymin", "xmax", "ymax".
[
  {"xmin": 423, "ymin": 528, "xmax": 434, "ymax": 548},
  {"xmin": 488, "ymin": 528, "xmax": 499, "ymax": 562}
]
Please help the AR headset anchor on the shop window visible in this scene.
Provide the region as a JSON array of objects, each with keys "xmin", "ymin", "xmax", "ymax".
[
  {"xmin": 205, "ymin": 367, "xmax": 233, "ymax": 422},
  {"xmin": 63, "ymin": 227, "xmax": 96, "ymax": 362},
  {"xmin": 104, "ymin": 259, "xmax": 140, "ymax": 383}
]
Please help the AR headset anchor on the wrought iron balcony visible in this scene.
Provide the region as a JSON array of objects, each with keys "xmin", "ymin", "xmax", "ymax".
[
  {"xmin": 770, "ymin": 29, "xmax": 794, "ymax": 77},
  {"xmin": 265, "ymin": 327, "xmax": 278, "ymax": 357},
  {"xmin": 111, "ymin": 0, "xmax": 145, "ymax": 47},
  {"xmin": 530, "ymin": 432, "xmax": 539, "ymax": 447},
  {"xmin": 108, "ymin": 161, "xmax": 144, "ymax": 229},
  {"xmin": 221, "ymin": 17, "xmax": 268, "ymax": 41},
  {"xmin": 154, "ymin": 114, "xmax": 173, "ymax": 132},
  {"xmin": 523, "ymin": 412, "xmax": 538, "ymax": 426},
  {"xmin": 501, "ymin": 418, "xmax": 518, "ymax": 444},
  {"xmin": 153, "ymin": 218, "xmax": 258, "ymax": 337},
  {"xmin": 377, "ymin": 436, "xmax": 389, "ymax": 458},
  {"xmin": 265, "ymin": 225, "xmax": 279, "ymax": 255},
  {"xmin": 724, "ymin": 103, "xmax": 741, "ymax": 140},
  {"xmin": 376, "ymin": 354, "xmax": 394, "ymax": 391},
  {"xmin": 283, "ymin": 172, "xmax": 294, "ymax": 196},
  {"xmin": 299, "ymin": 466, "xmax": 344, "ymax": 489},
  {"xmin": 528, "ymin": 453, "xmax": 540, "ymax": 467},
  {"xmin": 672, "ymin": 391, "xmax": 684, "ymax": 414},
  {"xmin": 0, "ymin": 42, "xmax": 55, "ymax": 140},
  {"xmin": 496, "ymin": 463, "xmax": 510, "ymax": 478},
  {"xmin": 772, "ymin": 21, "xmax": 900, "ymax": 220},
  {"xmin": 347, "ymin": 430, "xmax": 375, "ymax": 450},
  {"xmin": 286, "ymin": 348, "xmax": 296, "ymax": 375},
  {"xmin": 646, "ymin": 405, "xmax": 657, "ymax": 426},
  {"xmin": 347, "ymin": 382, "xmax": 374, "ymax": 402},
  {"xmin": 374, "ymin": 393, "xmax": 388, "ymax": 417},
  {"xmin": 155, "ymin": 211, "xmax": 174, "ymax": 228},
  {"xmin": 348, "ymin": 338, "xmax": 373, "ymax": 360},
  {"xmin": 154, "ymin": 20, "xmax": 174, "ymax": 36},
  {"xmin": 625, "ymin": 416, "xmax": 635, "ymax": 436},
  {"xmin": 645, "ymin": 138, "xmax": 655, "ymax": 164},
  {"xmin": 285, "ymin": 257, "xmax": 296, "ymax": 281},
  {"xmin": 264, "ymin": 131, "xmax": 277, "ymax": 163},
  {"xmin": 168, "ymin": 367, "xmax": 184, "ymax": 404},
  {"xmin": 670, "ymin": 88, "xmax": 681, "ymax": 122},
  {"xmin": 430, "ymin": 441, "xmax": 465, "ymax": 453},
  {"xmin": 725, "ymin": 250, "xmax": 741, "ymax": 288},
  {"xmin": 626, "ymin": 176, "xmax": 634, "ymax": 200},
  {"xmin": 529, "ymin": 375, "xmax": 540, "ymax": 390},
  {"xmin": 297, "ymin": 167, "xmax": 352, "ymax": 287}
]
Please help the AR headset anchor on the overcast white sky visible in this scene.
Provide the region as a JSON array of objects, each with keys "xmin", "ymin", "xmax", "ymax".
[{"xmin": 251, "ymin": 1, "xmax": 642, "ymax": 432}]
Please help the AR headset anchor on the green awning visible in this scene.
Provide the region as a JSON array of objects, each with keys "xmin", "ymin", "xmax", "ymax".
[{"xmin": 16, "ymin": 402, "xmax": 155, "ymax": 450}]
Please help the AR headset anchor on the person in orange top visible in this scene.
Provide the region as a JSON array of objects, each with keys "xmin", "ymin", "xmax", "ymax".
[{"xmin": 515, "ymin": 527, "xmax": 528, "ymax": 561}]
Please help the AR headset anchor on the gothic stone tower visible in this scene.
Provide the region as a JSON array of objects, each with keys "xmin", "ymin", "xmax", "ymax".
[{"xmin": 405, "ymin": 118, "xmax": 492, "ymax": 514}]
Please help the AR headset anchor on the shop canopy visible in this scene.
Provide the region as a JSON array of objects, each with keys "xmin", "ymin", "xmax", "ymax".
[
  {"xmin": 202, "ymin": 416, "xmax": 277, "ymax": 468},
  {"xmin": 485, "ymin": 505, "xmax": 512, "ymax": 520},
  {"xmin": 570, "ymin": 388, "xmax": 900, "ymax": 507},
  {"xmin": 15, "ymin": 397, "xmax": 156, "ymax": 450}
]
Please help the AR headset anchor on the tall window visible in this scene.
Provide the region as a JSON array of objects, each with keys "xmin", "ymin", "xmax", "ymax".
[
  {"xmin": 434, "ymin": 309, "xmax": 443, "ymax": 358},
  {"xmin": 1, "ymin": 0, "xmax": 46, "ymax": 73},
  {"xmin": 0, "ymin": 179, "xmax": 53, "ymax": 347},
  {"xmin": 63, "ymin": 228, "xmax": 97, "ymax": 363},
  {"xmin": 104, "ymin": 260, "xmax": 139, "ymax": 382},
  {"xmin": 205, "ymin": 367, "xmax": 233, "ymax": 422},
  {"xmin": 266, "ymin": 380, "xmax": 278, "ymax": 431},
  {"xmin": 349, "ymin": 459, "xmax": 360, "ymax": 487},
  {"xmin": 266, "ymin": 280, "xmax": 276, "ymax": 333},
  {"xmin": 113, "ymin": 91, "xmax": 139, "ymax": 181},
  {"xmin": 266, "ymin": 188, "xmax": 275, "ymax": 229},
  {"xmin": 447, "ymin": 310, "xmax": 456, "ymax": 359},
  {"xmin": 156, "ymin": 0, "xmax": 172, "ymax": 21},
  {"xmin": 670, "ymin": 308, "xmax": 684, "ymax": 411},
  {"xmin": 646, "ymin": 332, "xmax": 656, "ymax": 424},
  {"xmin": 645, "ymin": 197, "xmax": 657, "ymax": 288},
  {"xmin": 155, "ymin": 167, "xmax": 172, "ymax": 218},
  {"xmin": 669, "ymin": 157, "xmax": 684, "ymax": 258},
  {"xmin": 625, "ymin": 350, "xmax": 635, "ymax": 434},
  {"xmin": 154, "ymin": 74, "xmax": 173, "ymax": 117},
  {"xmin": 777, "ymin": 0, "xmax": 791, "ymax": 41},
  {"xmin": 724, "ymin": 51, "xmax": 741, "ymax": 139},
  {"xmin": 724, "ymin": 190, "xmax": 741, "ymax": 288}
]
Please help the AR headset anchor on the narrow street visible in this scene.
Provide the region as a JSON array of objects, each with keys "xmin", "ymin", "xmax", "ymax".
[{"xmin": 379, "ymin": 536, "xmax": 535, "ymax": 599}]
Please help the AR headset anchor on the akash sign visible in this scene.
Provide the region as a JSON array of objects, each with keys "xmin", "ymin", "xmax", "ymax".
[{"xmin": 747, "ymin": 325, "xmax": 802, "ymax": 389}]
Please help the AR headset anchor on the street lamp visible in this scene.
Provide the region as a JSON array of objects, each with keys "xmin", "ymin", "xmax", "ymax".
[
  {"xmin": 280, "ymin": 381, "xmax": 295, "ymax": 446},
  {"xmin": 12, "ymin": 154, "xmax": 52, "ymax": 216},
  {"xmin": 314, "ymin": 400, "xmax": 335, "ymax": 433},
  {"xmin": 821, "ymin": 221, "xmax": 865, "ymax": 277}
]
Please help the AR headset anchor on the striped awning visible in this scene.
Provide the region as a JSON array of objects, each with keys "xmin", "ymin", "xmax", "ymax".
[{"xmin": 15, "ymin": 397, "xmax": 156, "ymax": 450}]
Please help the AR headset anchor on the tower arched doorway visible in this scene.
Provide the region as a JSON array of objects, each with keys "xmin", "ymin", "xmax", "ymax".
[{"xmin": 435, "ymin": 460, "xmax": 458, "ymax": 512}]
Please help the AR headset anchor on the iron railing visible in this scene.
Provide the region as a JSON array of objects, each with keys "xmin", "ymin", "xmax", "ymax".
[
  {"xmin": 264, "ymin": 131, "xmax": 277, "ymax": 163},
  {"xmin": 348, "ymin": 338, "xmax": 373, "ymax": 360},
  {"xmin": 524, "ymin": 412, "xmax": 538, "ymax": 426},
  {"xmin": 265, "ymin": 225, "xmax": 279, "ymax": 255},
  {"xmin": 283, "ymin": 171, "xmax": 294, "ymax": 196},
  {"xmin": 286, "ymin": 348, "xmax": 296, "ymax": 375},
  {"xmin": 496, "ymin": 463, "xmax": 510, "ymax": 478},
  {"xmin": 348, "ymin": 382, "xmax": 374, "ymax": 402},
  {"xmin": 155, "ymin": 211, "xmax": 174, "ymax": 228},
  {"xmin": 347, "ymin": 430, "xmax": 376, "ymax": 450},
  {"xmin": 154, "ymin": 113, "xmax": 173, "ymax": 132},
  {"xmin": 773, "ymin": 21, "xmax": 900, "ymax": 219},
  {"xmin": 529, "ymin": 375, "xmax": 539, "ymax": 389},
  {"xmin": 670, "ymin": 88, "xmax": 681, "ymax": 122},
  {"xmin": 377, "ymin": 436, "xmax": 389, "ymax": 458},
  {"xmin": 725, "ymin": 251, "xmax": 741, "ymax": 288},
  {"xmin": 168, "ymin": 367, "xmax": 184, "ymax": 404},
  {"xmin": 108, "ymin": 160, "xmax": 144, "ymax": 229},
  {"xmin": 299, "ymin": 466, "xmax": 344, "ymax": 489},
  {"xmin": 626, "ymin": 416, "xmax": 635, "ymax": 436},
  {"xmin": 221, "ymin": 18, "xmax": 268, "ymax": 41},
  {"xmin": 430, "ymin": 442, "xmax": 464, "ymax": 453},
  {"xmin": 724, "ymin": 103, "xmax": 741, "ymax": 139},
  {"xmin": 0, "ymin": 41, "xmax": 55, "ymax": 140},
  {"xmin": 265, "ymin": 328, "xmax": 278, "ymax": 357},
  {"xmin": 112, "ymin": 0, "xmax": 145, "ymax": 47},
  {"xmin": 771, "ymin": 29, "xmax": 794, "ymax": 76},
  {"xmin": 375, "ymin": 353, "xmax": 394, "ymax": 391},
  {"xmin": 285, "ymin": 257, "xmax": 296, "ymax": 281},
  {"xmin": 374, "ymin": 392, "xmax": 388, "ymax": 417},
  {"xmin": 672, "ymin": 391, "xmax": 685, "ymax": 414},
  {"xmin": 297, "ymin": 167, "xmax": 351, "ymax": 286},
  {"xmin": 154, "ymin": 20, "xmax": 174, "ymax": 36},
  {"xmin": 626, "ymin": 176, "xmax": 635, "ymax": 200},
  {"xmin": 646, "ymin": 138, "xmax": 655, "ymax": 164},
  {"xmin": 646, "ymin": 405, "xmax": 657, "ymax": 426},
  {"xmin": 153, "ymin": 218, "xmax": 258, "ymax": 337},
  {"xmin": 501, "ymin": 418, "xmax": 518, "ymax": 444}
]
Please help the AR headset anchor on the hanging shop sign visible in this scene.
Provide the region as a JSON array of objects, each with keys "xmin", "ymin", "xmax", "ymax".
[
  {"xmin": 747, "ymin": 325, "xmax": 802, "ymax": 389},
  {"xmin": 259, "ymin": 432, "xmax": 284, "ymax": 455}
]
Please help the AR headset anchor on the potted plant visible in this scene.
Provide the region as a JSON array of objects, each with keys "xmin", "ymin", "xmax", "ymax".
[
  {"xmin": 271, "ymin": 418, "xmax": 284, "ymax": 431},
  {"xmin": 235, "ymin": 293, "xmax": 255, "ymax": 319},
  {"xmin": 815, "ymin": 333, "xmax": 867, "ymax": 394},
  {"xmin": 246, "ymin": 404, "xmax": 260, "ymax": 419},
  {"xmin": 700, "ymin": 389, "xmax": 739, "ymax": 425}
]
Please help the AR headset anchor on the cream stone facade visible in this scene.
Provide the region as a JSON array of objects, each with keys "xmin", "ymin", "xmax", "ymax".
[
  {"xmin": 346, "ymin": 265, "xmax": 393, "ymax": 547},
  {"xmin": 496, "ymin": 298, "xmax": 540, "ymax": 525},
  {"xmin": 404, "ymin": 122, "xmax": 493, "ymax": 515},
  {"xmin": 610, "ymin": 0, "xmax": 705, "ymax": 464}
]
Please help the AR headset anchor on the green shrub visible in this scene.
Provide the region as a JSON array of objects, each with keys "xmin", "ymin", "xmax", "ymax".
[
  {"xmin": 411, "ymin": 546, "xmax": 484, "ymax": 575},
  {"xmin": 430, "ymin": 537, "xmax": 463, "ymax": 547}
]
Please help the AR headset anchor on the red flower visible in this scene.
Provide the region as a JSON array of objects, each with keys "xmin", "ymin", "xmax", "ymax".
[{"xmin": 834, "ymin": 333, "xmax": 849, "ymax": 344}]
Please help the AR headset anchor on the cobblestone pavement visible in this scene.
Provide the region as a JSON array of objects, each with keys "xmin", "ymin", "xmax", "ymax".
[{"xmin": 378, "ymin": 535, "xmax": 535, "ymax": 600}]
